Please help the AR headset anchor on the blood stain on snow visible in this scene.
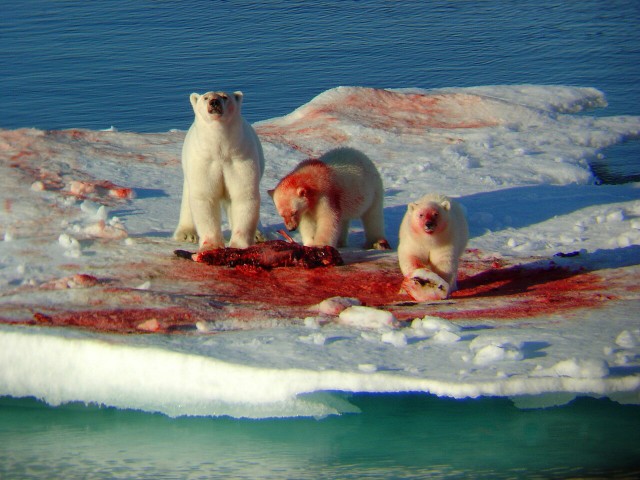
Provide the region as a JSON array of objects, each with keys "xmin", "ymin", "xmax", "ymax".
[
  {"xmin": 67, "ymin": 180, "xmax": 135, "ymax": 200},
  {"xmin": 170, "ymin": 258, "xmax": 400, "ymax": 309},
  {"xmin": 256, "ymin": 87, "xmax": 500, "ymax": 155},
  {"xmin": 32, "ymin": 307, "xmax": 197, "ymax": 334},
  {"xmin": 170, "ymin": 249, "xmax": 612, "ymax": 324},
  {"xmin": 8, "ymin": 250, "xmax": 617, "ymax": 335},
  {"xmin": 443, "ymin": 262, "xmax": 608, "ymax": 321}
]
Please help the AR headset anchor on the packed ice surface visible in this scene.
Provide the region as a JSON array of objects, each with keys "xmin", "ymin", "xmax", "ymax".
[{"xmin": 1, "ymin": 85, "xmax": 639, "ymax": 418}]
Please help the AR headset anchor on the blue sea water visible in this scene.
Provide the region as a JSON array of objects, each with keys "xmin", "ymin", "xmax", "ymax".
[
  {"xmin": 1, "ymin": 0, "xmax": 640, "ymax": 181},
  {"xmin": 2, "ymin": 1, "xmax": 640, "ymax": 477}
]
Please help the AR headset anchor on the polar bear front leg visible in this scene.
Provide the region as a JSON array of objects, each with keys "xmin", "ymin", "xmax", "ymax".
[
  {"xmin": 298, "ymin": 216, "xmax": 317, "ymax": 247},
  {"xmin": 429, "ymin": 249, "xmax": 459, "ymax": 291},
  {"xmin": 361, "ymin": 193, "xmax": 389, "ymax": 249},
  {"xmin": 311, "ymin": 207, "xmax": 341, "ymax": 247},
  {"xmin": 228, "ymin": 197, "xmax": 260, "ymax": 248},
  {"xmin": 398, "ymin": 252, "xmax": 428, "ymax": 278},
  {"xmin": 225, "ymin": 168, "xmax": 261, "ymax": 248},
  {"xmin": 189, "ymin": 192, "xmax": 225, "ymax": 250},
  {"xmin": 174, "ymin": 178, "xmax": 199, "ymax": 243}
]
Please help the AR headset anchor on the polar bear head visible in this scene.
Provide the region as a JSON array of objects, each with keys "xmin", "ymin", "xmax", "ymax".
[
  {"xmin": 268, "ymin": 184, "xmax": 311, "ymax": 231},
  {"xmin": 190, "ymin": 91, "xmax": 243, "ymax": 124},
  {"xmin": 407, "ymin": 194, "xmax": 451, "ymax": 237}
]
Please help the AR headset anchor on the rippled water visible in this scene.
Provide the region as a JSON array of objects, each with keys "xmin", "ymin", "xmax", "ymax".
[
  {"xmin": 2, "ymin": 2, "xmax": 639, "ymax": 124},
  {"xmin": 3, "ymin": 1, "xmax": 639, "ymax": 182},
  {"xmin": 2, "ymin": 1, "xmax": 639, "ymax": 182}
]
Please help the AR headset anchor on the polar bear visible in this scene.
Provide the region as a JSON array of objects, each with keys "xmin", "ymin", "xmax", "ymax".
[
  {"xmin": 174, "ymin": 91, "xmax": 265, "ymax": 249},
  {"xmin": 398, "ymin": 193, "xmax": 468, "ymax": 300},
  {"xmin": 269, "ymin": 147, "xmax": 390, "ymax": 249}
]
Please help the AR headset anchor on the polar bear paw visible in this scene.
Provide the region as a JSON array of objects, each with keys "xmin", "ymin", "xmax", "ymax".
[
  {"xmin": 174, "ymin": 228, "xmax": 199, "ymax": 244},
  {"xmin": 402, "ymin": 268, "xmax": 450, "ymax": 302},
  {"xmin": 371, "ymin": 238, "xmax": 391, "ymax": 250}
]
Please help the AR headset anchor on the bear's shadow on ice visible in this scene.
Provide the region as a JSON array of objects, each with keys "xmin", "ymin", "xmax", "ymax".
[
  {"xmin": 380, "ymin": 183, "xmax": 639, "ymax": 247},
  {"xmin": 133, "ymin": 187, "xmax": 170, "ymax": 199},
  {"xmin": 520, "ymin": 341, "xmax": 551, "ymax": 360},
  {"xmin": 457, "ymin": 184, "xmax": 640, "ymax": 238},
  {"xmin": 575, "ymin": 244, "xmax": 640, "ymax": 269}
]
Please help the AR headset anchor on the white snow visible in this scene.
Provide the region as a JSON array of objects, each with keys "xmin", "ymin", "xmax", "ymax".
[
  {"xmin": 531, "ymin": 358, "xmax": 610, "ymax": 379},
  {"xmin": 616, "ymin": 330, "xmax": 637, "ymax": 349},
  {"xmin": 311, "ymin": 296, "xmax": 362, "ymax": 315},
  {"xmin": 338, "ymin": 306, "xmax": 397, "ymax": 330},
  {"xmin": 1, "ymin": 85, "xmax": 639, "ymax": 418}
]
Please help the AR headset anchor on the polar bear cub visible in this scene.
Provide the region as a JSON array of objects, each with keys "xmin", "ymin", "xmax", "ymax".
[
  {"xmin": 398, "ymin": 193, "xmax": 468, "ymax": 300},
  {"xmin": 269, "ymin": 147, "xmax": 390, "ymax": 249},
  {"xmin": 174, "ymin": 91, "xmax": 265, "ymax": 249}
]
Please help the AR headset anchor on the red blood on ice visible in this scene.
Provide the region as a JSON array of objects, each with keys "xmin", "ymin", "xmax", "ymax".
[
  {"xmin": 66, "ymin": 179, "xmax": 134, "ymax": 201},
  {"xmin": 32, "ymin": 307, "xmax": 196, "ymax": 334},
  {"xmin": 444, "ymin": 260, "xmax": 607, "ymax": 320},
  {"xmin": 172, "ymin": 248, "xmax": 611, "ymax": 321},
  {"xmin": 96, "ymin": 180, "xmax": 135, "ymax": 199},
  {"xmin": 9, "ymin": 249, "xmax": 622, "ymax": 335},
  {"xmin": 171, "ymin": 249, "xmax": 398, "ymax": 308},
  {"xmin": 256, "ymin": 87, "xmax": 500, "ymax": 156}
]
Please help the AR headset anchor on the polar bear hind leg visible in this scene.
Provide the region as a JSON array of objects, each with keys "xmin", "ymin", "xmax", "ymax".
[
  {"xmin": 337, "ymin": 219, "xmax": 350, "ymax": 248},
  {"xmin": 361, "ymin": 192, "xmax": 390, "ymax": 250},
  {"xmin": 228, "ymin": 198, "xmax": 260, "ymax": 248}
]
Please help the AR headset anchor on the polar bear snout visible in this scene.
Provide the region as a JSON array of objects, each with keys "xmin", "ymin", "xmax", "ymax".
[
  {"xmin": 207, "ymin": 96, "xmax": 225, "ymax": 115},
  {"xmin": 420, "ymin": 209, "xmax": 439, "ymax": 234},
  {"xmin": 284, "ymin": 216, "xmax": 299, "ymax": 231}
]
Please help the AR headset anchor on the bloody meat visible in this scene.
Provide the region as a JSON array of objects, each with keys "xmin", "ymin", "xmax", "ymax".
[{"xmin": 175, "ymin": 240, "xmax": 343, "ymax": 269}]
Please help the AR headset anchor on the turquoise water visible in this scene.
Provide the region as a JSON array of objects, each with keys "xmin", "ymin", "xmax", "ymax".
[{"xmin": 2, "ymin": 395, "xmax": 639, "ymax": 479}]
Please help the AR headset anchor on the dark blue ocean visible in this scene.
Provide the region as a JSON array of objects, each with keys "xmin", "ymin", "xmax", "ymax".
[
  {"xmin": 2, "ymin": 1, "xmax": 640, "ymax": 478},
  {"xmin": 1, "ymin": 0, "xmax": 639, "ymax": 181}
]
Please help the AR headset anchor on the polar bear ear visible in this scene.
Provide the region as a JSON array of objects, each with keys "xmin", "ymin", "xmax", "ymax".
[
  {"xmin": 296, "ymin": 187, "xmax": 307, "ymax": 198},
  {"xmin": 189, "ymin": 93, "xmax": 200, "ymax": 111},
  {"xmin": 233, "ymin": 91, "xmax": 244, "ymax": 105},
  {"xmin": 440, "ymin": 199, "xmax": 451, "ymax": 211},
  {"xmin": 408, "ymin": 202, "xmax": 417, "ymax": 212},
  {"xmin": 267, "ymin": 189, "xmax": 275, "ymax": 198}
]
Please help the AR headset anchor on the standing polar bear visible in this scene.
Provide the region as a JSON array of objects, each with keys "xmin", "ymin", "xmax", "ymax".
[
  {"xmin": 398, "ymin": 193, "xmax": 468, "ymax": 301},
  {"xmin": 174, "ymin": 90, "xmax": 265, "ymax": 249},
  {"xmin": 269, "ymin": 147, "xmax": 390, "ymax": 249}
]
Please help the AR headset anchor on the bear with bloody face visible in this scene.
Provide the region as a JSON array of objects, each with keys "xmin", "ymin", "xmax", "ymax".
[
  {"xmin": 269, "ymin": 147, "xmax": 389, "ymax": 250},
  {"xmin": 398, "ymin": 193, "xmax": 468, "ymax": 300}
]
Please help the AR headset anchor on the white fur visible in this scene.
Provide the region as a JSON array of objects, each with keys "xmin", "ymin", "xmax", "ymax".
[
  {"xmin": 398, "ymin": 193, "xmax": 468, "ymax": 292},
  {"xmin": 174, "ymin": 91, "xmax": 265, "ymax": 249},
  {"xmin": 270, "ymin": 147, "xmax": 388, "ymax": 249}
]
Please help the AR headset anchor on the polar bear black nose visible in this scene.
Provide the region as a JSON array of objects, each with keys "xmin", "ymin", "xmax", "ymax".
[{"xmin": 208, "ymin": 97, "xmax": 224, "ymax": 114}]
